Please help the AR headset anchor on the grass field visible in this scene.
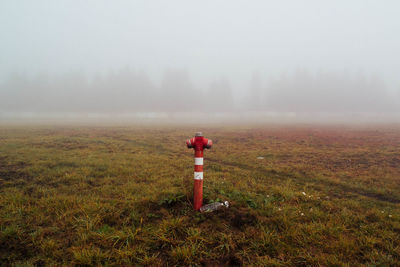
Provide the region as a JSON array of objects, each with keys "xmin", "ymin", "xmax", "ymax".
[{"xmin": 0, "ymin": 124, "xmax": 399, "ymax": 266}]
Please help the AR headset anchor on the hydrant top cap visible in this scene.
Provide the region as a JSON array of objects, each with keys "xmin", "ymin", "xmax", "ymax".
[{"xmin": 195, "ymin": 132, "xmax": 203, "ymax": 137}]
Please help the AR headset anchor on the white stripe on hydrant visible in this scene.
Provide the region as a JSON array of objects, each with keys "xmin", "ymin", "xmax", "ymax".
[
  {"xmin": 194, "ymin": 172, "xmax": 203, "ymax": 180},
  {"xmin": 194, "ymin": 157, "xmax": 204, "ymax": 165}
]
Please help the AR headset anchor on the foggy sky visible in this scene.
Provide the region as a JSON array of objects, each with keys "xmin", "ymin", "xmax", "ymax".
[{"xmin": 1, "ymin": 1, "xmax": 400, "ymax": 115}]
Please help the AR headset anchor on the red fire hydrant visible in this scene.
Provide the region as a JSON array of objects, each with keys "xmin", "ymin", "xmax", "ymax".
[{"xmin": 186, "ymin": 132, "xmax": 212, "ymax": 211}]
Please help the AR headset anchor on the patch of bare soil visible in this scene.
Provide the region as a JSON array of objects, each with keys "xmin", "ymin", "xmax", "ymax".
[{"xmin": 0, "ymin": 156, "xmax": 32, "ymax": 188}]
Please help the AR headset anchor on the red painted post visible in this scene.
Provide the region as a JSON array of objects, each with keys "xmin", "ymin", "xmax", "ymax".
[{"xmin": 186, "ymin": 132, "xmax": 212, "ymax": 211}]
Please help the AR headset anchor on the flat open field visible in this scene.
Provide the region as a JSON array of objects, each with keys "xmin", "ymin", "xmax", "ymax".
[{"xmin": 1, "ymin": 124, "xmax": 400, "ymax": 266}]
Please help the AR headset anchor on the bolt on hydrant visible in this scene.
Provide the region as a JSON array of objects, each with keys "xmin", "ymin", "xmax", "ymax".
[{"xmin": 186, "ymin": 132, "xmax": 212, "ymax": 211}]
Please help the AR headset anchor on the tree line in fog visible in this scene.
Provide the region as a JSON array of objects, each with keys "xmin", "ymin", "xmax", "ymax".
[{"xmin": 0, "ymin": 69, "xmax": 398, "ymax": 113}]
